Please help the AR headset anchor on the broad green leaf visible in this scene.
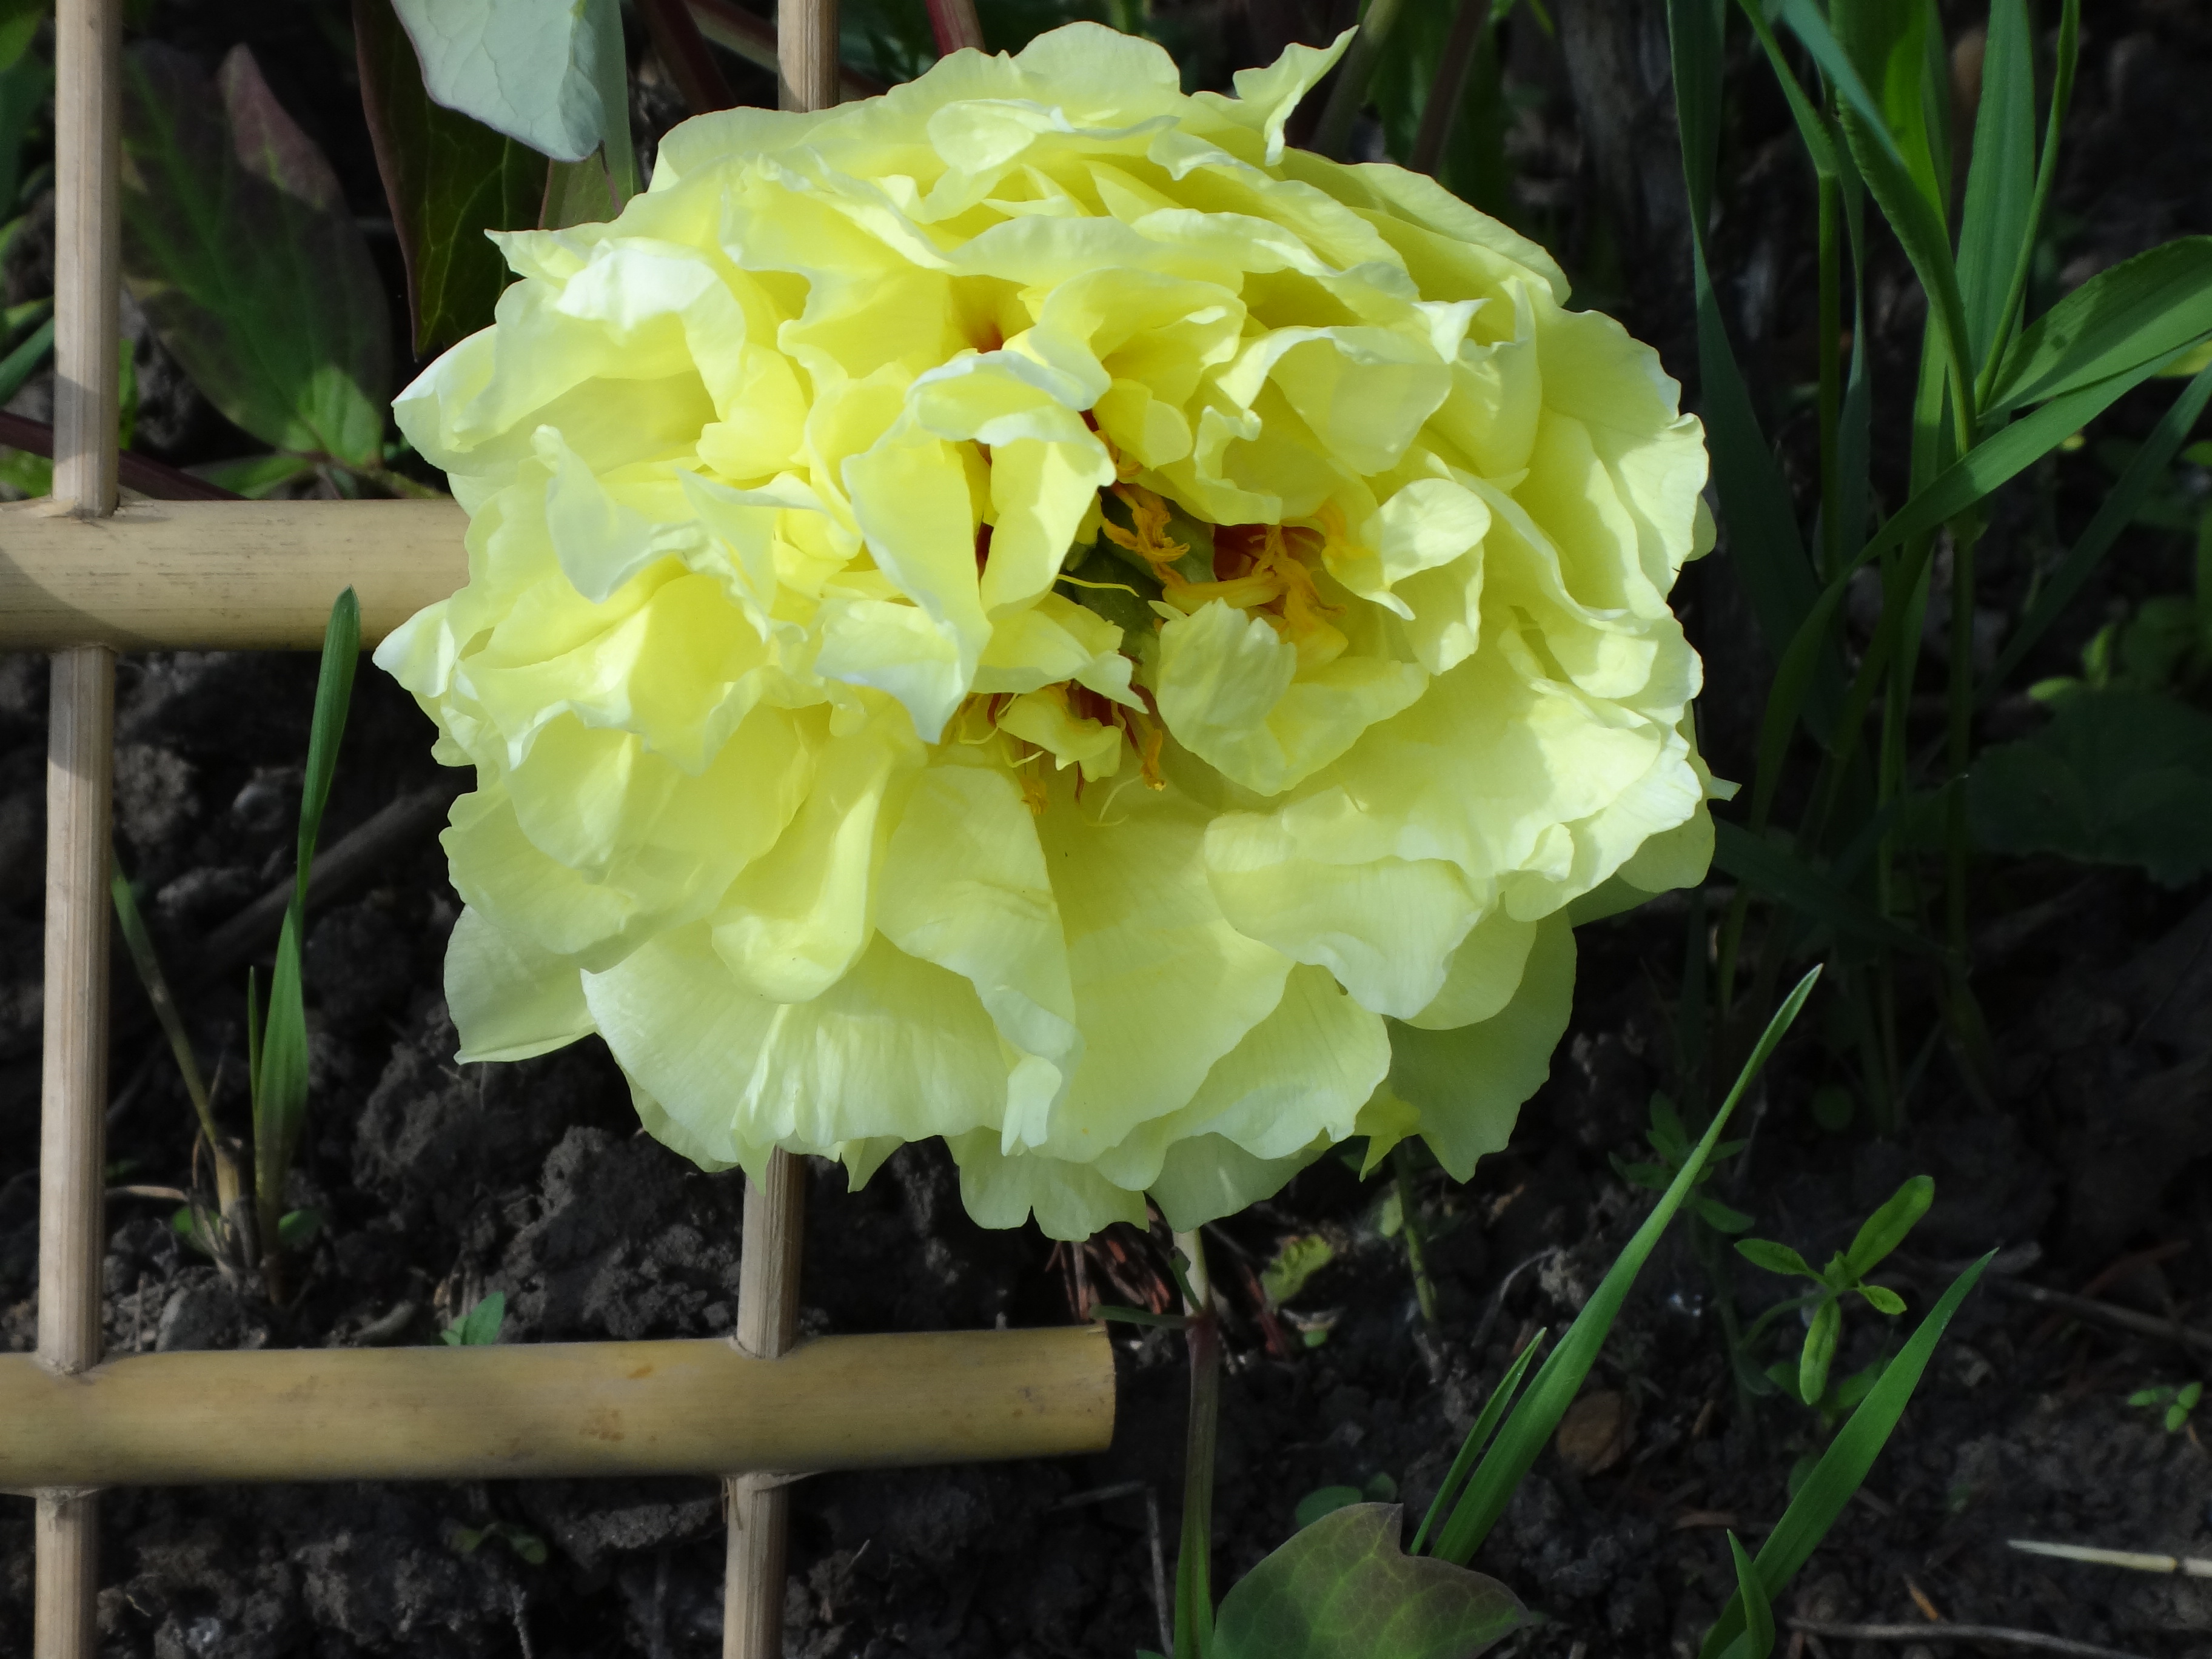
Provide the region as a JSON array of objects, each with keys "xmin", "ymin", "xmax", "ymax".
[
  {"xmin": 1726, "ymin": 1533, "xmax": 1775, "ymax": 1659},
  {"xmin": 277, "ymin": 1207, "xmax": 323, "ymax": 1250},
  {"xmin": 1700, "ymin": 1255, "xmax": 1991, "ymax": 1659},
  {"xmin": 296, "ymin": 589, "xmax": 361, "ymax": 916},
  {"xmin": 121, "ymin": 44, "xmax": 389, "ymax": 468},
  {"xmin": 1734, "ymin": 1238, "xmax": 1815, "ymax": 1281},
  {"xmin": 391, "ymin": 0, "xmax": 610, "ymax": 163},
  {"xmin": 1214, "ymin": 1504, "xmax": 1524, "ymax": 1659},
  {"xmin": 1798, "ymin": 1297, "xmax": 1840, "ymax": 1404},
  {"xmin": 1696, "ymin": 1198, "xmax": 1755, "ymax": 1234},
  {"xmin": 355, "ymin": 0, "xmax": 548, "ymax": 355},
  {"xmin": 1294, "ymin": 1487, "xmax": 1364, "ymax": 1530},
  {"xmin": 1261, "ymin": 1235, "xmax": 1335, "ymax": 1307},
  {"xmin": 1432, "ymin": 970, "xmax": 1823, "ymax": 1565},
  {"xmin": 541, "ymin": 154, "xmax": 619, "ymax": 229},
  {"xmin": 1988, "ymin": 238, "xmax": 2212, "ymax": 415},
  {"xmin": 190, "ymin": 453, "xmax": 321, "ymax": 498},
  {"xmin": 1842, "ymin": 1174, "xmax": 1932, "ymax": 1277},
  {"xmin": 1858, "ymin": 1284, "xmax": 1905, "ymax": 1315},
  {"xmin": 1409, "ymin": 1332, "xmax": 1546, "ymax": 1556},
  {"xmin": 1955, "ymin": 0, "xmax": 2037, "ymax": 372},
  {"xmin": 1967, "ymin": 689, "xmax": 2212, "ymax": 886},
  {"xmin": 1989, "ymin": 360, "xmax": 2212, "ymax": 692}
]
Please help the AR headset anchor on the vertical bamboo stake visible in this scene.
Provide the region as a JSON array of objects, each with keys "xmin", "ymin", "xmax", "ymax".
[
  {"xmin": 38, "ymin": 0, "xmax": 121, "ymax": 1651},
  {"xmin": 724, "ymin": 25, "xmax": 837, "ymax": 1657}
]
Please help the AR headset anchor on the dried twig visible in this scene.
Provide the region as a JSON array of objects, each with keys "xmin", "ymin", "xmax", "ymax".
[
  {"xmin": 1988, "ymin": 1276, "xmax": 2212, "ymax": 1355},
  {"xmin": 2011, "ymin": 1539, "xmax": 2212, "ymax": 1578},
  {"xmin": 1785, "ymin": 1621, "xmax": 2146, "ymax": 1659}
]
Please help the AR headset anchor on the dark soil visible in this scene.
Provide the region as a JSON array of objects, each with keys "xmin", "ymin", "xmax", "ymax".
[{"xmin": 4, "ymin": 2, "xmax": 2212, "ymax": 1657}]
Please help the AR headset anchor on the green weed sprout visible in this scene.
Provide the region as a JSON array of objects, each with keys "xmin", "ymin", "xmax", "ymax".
[
  {"xmin": 2127, "ymin": 1380, "xmax": 2202, "ymax": 1436},
  {"xmin": 1135, "ymin": 967, "xmax": 1991, "ymax": 1659},
  {"xmin": 108, "ymin": 589, "xmax": 358, "ymax": 1297},
  {"xmin": 246, "ymin": 586, "xmax": 358, "ymax": 1297},
  {"xmin": 1737, "ymin": 1173, "xmax": 1931, "ymax": 1414},
  {"xmin": 441, "ymin": 1291, "xmax": 507, "ymax": 1348}
]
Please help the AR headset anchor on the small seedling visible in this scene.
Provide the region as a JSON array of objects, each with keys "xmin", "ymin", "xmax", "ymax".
[
  {"xmin": 1737, "ymin": 1175, "xmax": 1931, "ymax": 1415},
  {"xmin": 2127, "ymin": 1379, "xmax": 2202, "ymax": 1435},
  {"xmin": 1613, "ymin": 1093, "xmax": 1754, "ymax": 1235},
  {"xmin": 1292, "ymin": 1472, "xmax": 1397, "ymax": 1531},
  {"xmin": 448, "ymin": 1519, "xmax": 547, "ymax": 1566},
  {"xmin": 441, "ymin": 1290, "xmax": 506, "ymax": 1347}
]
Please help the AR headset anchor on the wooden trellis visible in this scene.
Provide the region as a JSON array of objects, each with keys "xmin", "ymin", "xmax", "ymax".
[{"xmin": 2, "ymin": 2, "xmax": 1116, "ymax": 1657}]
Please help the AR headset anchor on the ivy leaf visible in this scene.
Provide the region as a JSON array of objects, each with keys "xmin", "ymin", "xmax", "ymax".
[
  {"xmin": 392, "ymin": 0, "xmax": 611, "ymax": 163},
  {"xmin": 120, "ymin": 44, "xmax": 389, "ymax": 468},
  {"xmin": 1968, "ymin": 689, "xmax": 2212, "ymax": 886},
  {"xmin": 1213, "ymin": 1505, "xmax": 1525, "ymax": 1659},
  {"xmin": 355, "ymin": 0, "xmax": 546, "ymax": 355}
]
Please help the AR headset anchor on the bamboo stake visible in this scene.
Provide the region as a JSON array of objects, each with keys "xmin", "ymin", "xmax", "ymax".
[
  {"xmin": 720, "ymin": 15, "xmax": 839, "ymax": 1656},
  {"xmin": 724, "ymin": 1150, "xmax": 808, "ymax": 1658},
  {"xmin": 39, "ymin": 0, "xmax": 121, "ymax": 1646},
  {"xmin": 0, "ymin": 497, "xmax": 467, "ymax": 649},
  {"xmin": 0, "ymin": 1329, "xmax": 1114, "ymax": 1488}
]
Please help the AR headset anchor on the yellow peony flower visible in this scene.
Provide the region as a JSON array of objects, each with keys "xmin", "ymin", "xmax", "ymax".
[{"xmin": 376, "ymin": 22, "xmax": 1725, "ymax": 1239}]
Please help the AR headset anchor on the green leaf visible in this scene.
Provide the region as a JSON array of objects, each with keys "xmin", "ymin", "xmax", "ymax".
[
  {"xmin": 460, "ymin": 1289, "xmax": 506, "ymax": 1345},
  {"xmin": 1726, "ymin": 1532, "xmax": 1776, "ymax": 1659},
  {"xmin": 277, "ymin": 1207, "xmax": 323, "ymax": 1250},
  {"xmin": 1798, "ymin": 1297, "xmax": 1841, "ymax": 1406},
  {"xmin": 120, "ymin": 44, "xmax": 390, "ymax": 468},
  {"xmin": 1409, "ymin": 1332, "xmax": 1546, "ymax": 1557},
  {"xmin": 1857, "ymin": 1284, "xmax": 1905, "ymax": 1315},
  {"xmin": 1695, "ymin": 1198, "xmax": 1756, "ymax": 1235},
  {"xmin": 1842, "ymin": 1175, "xmax": 1934, "ymax": 1277},
  {"xmin": 1967, "ymin": 689, "xmax": 2212, "ymax": 886},
  {"xmin": 1735, "ymin": 1239, "xmax": 1816, "ymax": 1281},
  {"xmin": 1955, "ymin": 0, "xmax": 2038, "ymax": 373},
  {"xmin": 1988, "ymin": 359, "xmax": 2212, "ymax": 692},
  {"xmin": 252, "ymin": 909, "xmax": 311, "ymax": 1252},
  {"xmin": 296, "ymin": 589, "xmax": 361, "ymax": 916},
  {"xmin": 390, "ymin": 0, "xmax": 610, "ymax": 163},
  {"xmin": 189, "ymin": 453, "xmax": 321, "ymax": 499},
  {"xmin": 1261, "ymin": 1235, "xmax": 1335, "ymax": 1307},
  {"xmin": 1700, "ymin": 1255, "xmax": 1991, "ymax": 1659},
  {"xmin": 1709, "ymin": 821, "xmax": 1937, "ymax": 957},
  {"xmin": 1212, "ymin": 1504, "xmax": 1525, "ymax": 1659},
  {"xmin": 1295, "ymin": 1487, "xmax": 1365, "ymax": 1530},
  {"xmin": 1432, "ymin": 969, "xmax": 1823, "ymax": 1565},
  {"xmin": 1988, "ymin": 238, "xmax": 2212, "ymax": 415},
  {"xmin": 1667, "ymin": 0, "xmax": 1825, "ymax": 682},
  {"xmin": 355, "ymin": 0, "xmax": 548, "ymax": 355},
  {"xmin": 541, "ymin": 154, "xmax": 620, "ymax": 230}
]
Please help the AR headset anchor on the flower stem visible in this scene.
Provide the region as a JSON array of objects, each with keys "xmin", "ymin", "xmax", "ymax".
[{"xmin": 1171, "ymin": 1227, "xmax": 1218, "ymax": 1658}]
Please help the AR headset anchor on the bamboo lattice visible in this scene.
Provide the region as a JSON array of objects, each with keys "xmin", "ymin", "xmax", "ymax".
[{"xmin": 10, "ymin": 4, "xmax": 1114, "ymax": 1657}]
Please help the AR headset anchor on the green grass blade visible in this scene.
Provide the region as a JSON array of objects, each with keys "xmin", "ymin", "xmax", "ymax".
[
  {"xmin": 1669, "ymin": 0, "xmax": 1825, "ymax": 693},
  {"xmin": 1726, "ymin": 1533, "xmax": 1775, "ymax": 1659},
  {"xmin": 1431, "ymin": 969, "xmax": 1824, "ymax": 1566},
  {"xmin": 1986, "ymin": 357, "xmax": 2212, "ymax": 692},
  {"xmin": 111, "ymin": 863, "xmax": 220, "ymax": 1146},
  {"xmin": 1986, "ymin": 237, "xmax": 2212, "ymax": 415},
  {"xmin": 1699, "ymin": 1253, "xmax": 1994, "ymax": 1659},
  {"xmin": 1974, "ymin": 0, "xmax": 2078, "ymax": 406},
  {"xmin": 252, "ymin": 909, "xmax": 310, "ymax": 1255},
  {"xmin": 0, "ymin": 312, "xmax": 52, "ymax": 404},
  {"xmin": 1410, "ymin": 1330, "xmax": 1547, "ymax": 1556},
  {"xmin": 1735, "ymin": 2, "xmax": 1840, "ymax": 182},
  {"xmin": 1956, "ymin": 0, "xmax": 2037, "ymax": 372},
  {"xmin": 1711, "ymin": 822, "xmax": 1939, "ymax": 958},
  {"xmin": 295, "ymin": 587, "xmax": 359, "ymax": 918},
  {"xmin": 1788, "ymin": 0, "xmax": 1977, "ymax": 434},
  {"xmin": 244, "ymin": 964, "xmax": 263, "ymax": 1113}
]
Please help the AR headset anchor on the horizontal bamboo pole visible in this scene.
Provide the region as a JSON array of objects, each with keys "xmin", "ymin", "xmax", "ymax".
[
  {"xmin": 0, "ymin": 496, "xmax": 467, "ymax": 650},
  {"xmin": 0, "ymin": 1327, "xmax": 1114, "ymax": 1489}
]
